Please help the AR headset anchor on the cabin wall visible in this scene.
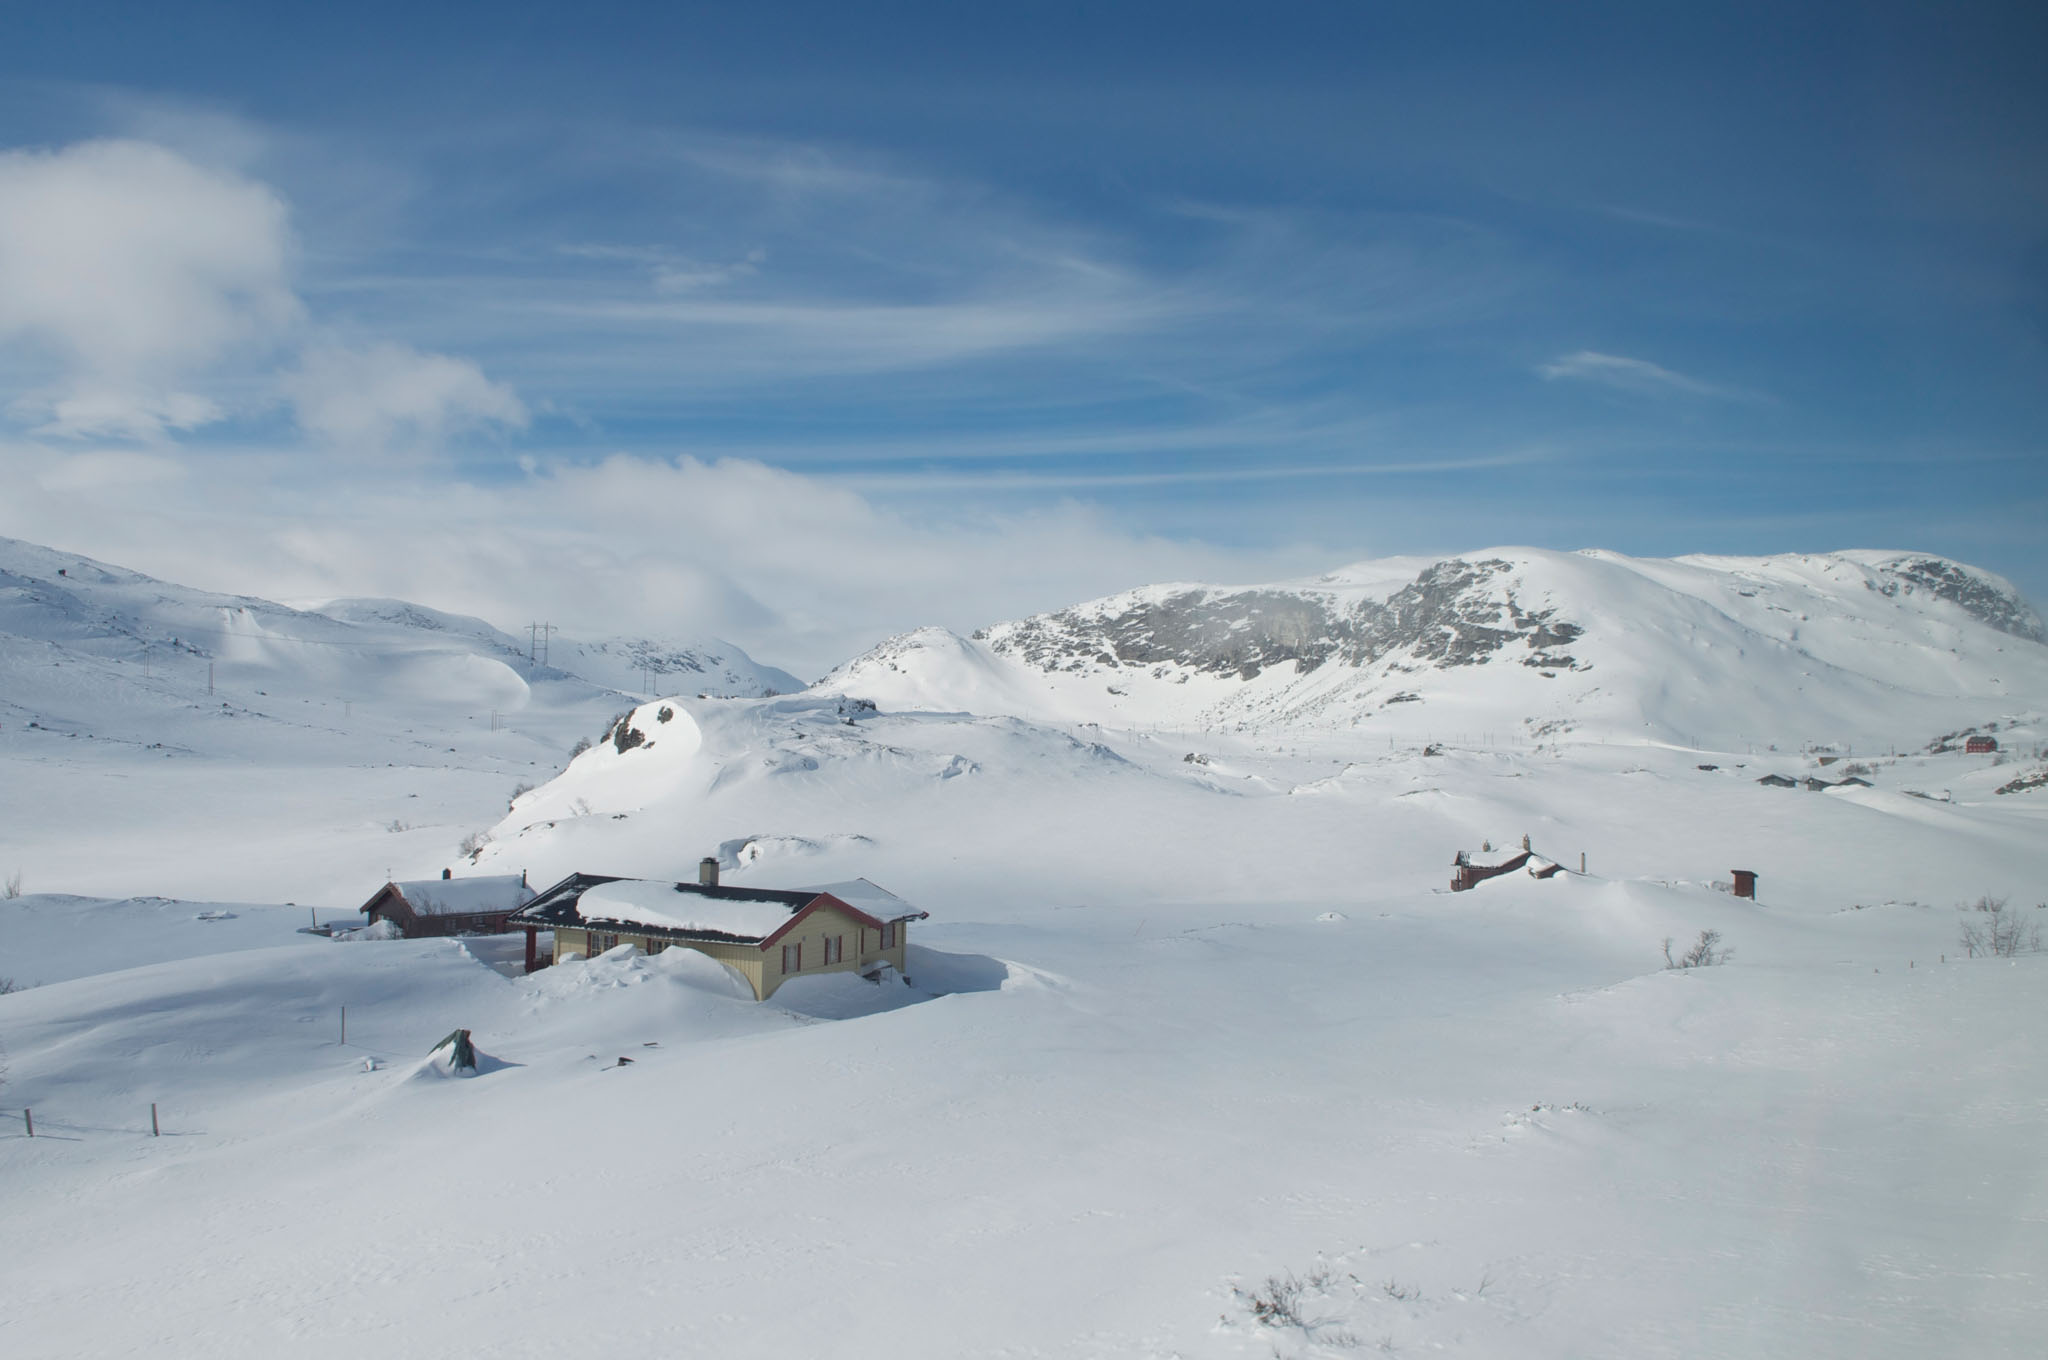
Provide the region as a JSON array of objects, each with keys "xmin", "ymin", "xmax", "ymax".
[
  {"xmin": 552, "ymin": 926, "xmax": 765, "ymax": 998},
  {"xmin": 551, "ymin": 906, "xmax": 914, "ymax": 1001}
]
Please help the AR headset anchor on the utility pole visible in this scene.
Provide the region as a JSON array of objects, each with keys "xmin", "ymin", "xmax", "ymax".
[{"xmin": 528, "ymin": 622, "xmax": 556, "ymax": 668}]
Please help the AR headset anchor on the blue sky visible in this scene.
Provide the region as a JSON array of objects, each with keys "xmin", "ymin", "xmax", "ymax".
[{"xmin": 1, "ymin": 2, "xmax": 2043, "ymax": 669}]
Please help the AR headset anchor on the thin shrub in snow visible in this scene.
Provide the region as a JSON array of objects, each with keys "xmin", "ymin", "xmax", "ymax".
[
  {"xmin": 3, "ymin": 870, "xmax": 20, "ymax": 899},
  {"xmin": 1663, "ymin": 930, "xmax": 1730, "ymax": 969},
  {"xmin": 1957, "ymin": 896, "xmax": 2041, "ymax": 958},
  {"xmin": 459, "ymin": 829, "xmax": 490, "ymax": 859},
  {"xmin": 1243, "ymin": 1269, "xmax": 1316, "ymax": 1327},
  {"xmin": 1233, "ymin": 1265, "xmax": 1367, "ymax": 1350}
]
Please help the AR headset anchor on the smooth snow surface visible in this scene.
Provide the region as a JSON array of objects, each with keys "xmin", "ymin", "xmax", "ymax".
[
  {"xmin": 3, "ymin": 538, "xmax": 2045, "ymax": 1359},
  {"xmin": 574, "ymin": 879, "xmax": 799, "ymax": 938}
]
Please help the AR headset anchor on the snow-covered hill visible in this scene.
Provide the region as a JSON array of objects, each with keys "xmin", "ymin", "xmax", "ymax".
[
  {"xmin": 5, "ymin": 541, "xmax": 2047, "ymax": 1358},
  {"xmin": 822, "ymin": 548, "xmax": 2048, "ymax": 748},
  {"xmin": 0, "ymin": 536, "xmax": 799, "ymax": 900}
]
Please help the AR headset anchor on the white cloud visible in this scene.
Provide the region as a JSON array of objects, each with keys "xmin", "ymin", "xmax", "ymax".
[
  {"xmin": 1537, "ymin": 350, "xmax": 1758, "ymax": 401},
  {"xmin": 0, "ymin": 139, "xmax": 300, "ymax": 436},
  {"xmin": 35, "ymin": 447, "xmax": 189, "ymax": 493},
  {"xmin": 0, "ymin": 138, "xmax": 521, "ymax": 451},
  {"xmin": 0, "ymin": 441, "xmax": 1323, "ymax": 677},
  {"xmin": 283, "ymin": 342, "xmax": 528, "ymax": 449}
]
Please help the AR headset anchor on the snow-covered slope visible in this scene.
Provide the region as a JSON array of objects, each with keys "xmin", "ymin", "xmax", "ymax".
[
  {"xmin": 6, "ymin": 542, "xmax": 2047, "ymax": 1359},
  {"xmin": 6, "ymin": 809, "xmax": 2045, "ymax": 1359},
  {"xmin": 822, "ymin": 548, "xmax": 2048, "ymax": 748},
  {"xmin": 315, "ymin": 599, "xmax": 802, "ymax": 699},
  {"xmin": 0, "ymin": 536, "xmax": 799, "ymax": 745},
  {"xmin": 0, "ymin": 536, "xmax": 798, "ymax": 901}
]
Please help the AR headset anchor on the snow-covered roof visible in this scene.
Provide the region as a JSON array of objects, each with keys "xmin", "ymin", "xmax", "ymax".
[
  {"xmin": 510, "ymin": 873, "xmax": 929, "ymax": 941},
  {"xmin": 803, "ymin": 878, "xmax": 929, "ymax": 923},
  {"xmin": 575, "ymin": 880, "xmax": 804, "ymax": 941},
  {"xmin": 387, "ymin": 875, "xmax": 533, "ymax": 917}
]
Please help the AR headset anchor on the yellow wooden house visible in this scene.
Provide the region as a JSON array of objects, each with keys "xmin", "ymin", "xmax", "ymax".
[{"xmin": 508, "ymin": 859, "xmax": 926, "ymax": 1000}]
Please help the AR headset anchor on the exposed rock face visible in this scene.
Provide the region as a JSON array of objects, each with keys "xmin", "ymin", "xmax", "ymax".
[
  {"xmin": 1870, "ymin": 558, "xmax": 2046, "ymax": 642},
  {"xmin": 979, "ymin": 558, "xmax": 1583, "ymax": 681}
]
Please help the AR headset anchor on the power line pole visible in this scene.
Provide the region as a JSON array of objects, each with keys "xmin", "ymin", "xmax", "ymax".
[{"xmin": 527, "ymin": 622, "xmax": 555, "ymax": 668}]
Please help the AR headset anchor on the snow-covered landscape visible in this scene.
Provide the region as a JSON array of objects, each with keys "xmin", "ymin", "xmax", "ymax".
[
  {"xmin": 5, "ymin": 537, "xmax": 2044, "ymax": 1358},
  {"xmin": 5, "ymin": 13, "xmax": 2046, "ymax": 1353}
]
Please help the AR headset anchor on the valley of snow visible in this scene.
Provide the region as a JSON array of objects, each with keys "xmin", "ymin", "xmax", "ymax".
[{"xmin": 3, "ymin": 542, "xmax": 2046, "ymax": 1358}]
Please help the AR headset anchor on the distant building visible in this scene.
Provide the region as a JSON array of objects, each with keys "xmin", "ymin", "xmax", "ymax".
[
  {"xmin": 509, "ymin": 858, "xmax": 928, "ymax": 999},
  {"xmin": 357, "ymin": 872, "xmax": 534, "ymax": 937},
  {"xmin": 1756, "ymin": 774, "xmax": 1798, "ymax": 788},
  {"xmin": 1965, "ymin": 735, "xmax": 1998, "ymax": 754},
  {"xmin": 1450, "ymin": 846, "xmax": 1562, "ymax": 892}
]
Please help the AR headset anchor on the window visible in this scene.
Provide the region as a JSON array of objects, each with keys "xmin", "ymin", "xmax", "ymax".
[
  {"xmin": 823, "ymin": 935, "xmax": 843, "ymax": 965},
  {"xmin": 881, "ymin": 921, "xmax": 898, "ymax": 950},
  {"xmin": 782, "ymin": 942, "xmax": 801, "ymax": 974}
]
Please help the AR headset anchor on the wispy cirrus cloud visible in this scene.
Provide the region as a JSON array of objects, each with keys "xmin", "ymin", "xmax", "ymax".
[{"xmin": 1537, "ymin": 350, "xmax": 1764, "ymax": 402}]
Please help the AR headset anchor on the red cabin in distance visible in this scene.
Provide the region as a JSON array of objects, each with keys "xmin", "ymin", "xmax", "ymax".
[{"xmin": 1964, "ymin": 735, "xmax": 1998, "ymax": 754}]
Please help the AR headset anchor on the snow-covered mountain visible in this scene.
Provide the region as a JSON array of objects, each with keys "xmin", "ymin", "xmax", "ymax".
[
  {"xmin": 315, "ymin": 598, "xmax": 801, "ymax": 700},
  {"xmin": 465, "ymin": 547, "xmax": 2045, "ymax": 909},
  {"xmin": 820, "ymin": 548, "xmax": 2047, "ymax": 748},
  {"xmin": 0, "ymin": 536, "xmax": 799, "ymax": 754},
  {"xmin": 0, "ymin": 535, "xmax": 800, "ymax": 900}
]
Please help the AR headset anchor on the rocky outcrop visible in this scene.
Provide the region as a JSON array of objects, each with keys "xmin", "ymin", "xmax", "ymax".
[{"xmin": 978, "ymin": 558, "xmax": 1583, "ymax": 682}]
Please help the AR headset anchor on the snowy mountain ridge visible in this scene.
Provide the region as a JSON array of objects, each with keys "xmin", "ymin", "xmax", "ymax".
[
  {"xmin": 822, "ymin": 547, "xmax": 2047, "ymax": 745},
  {"xmin": 0, "ymin": 535, "xmax": 799, "ymax": 751}
]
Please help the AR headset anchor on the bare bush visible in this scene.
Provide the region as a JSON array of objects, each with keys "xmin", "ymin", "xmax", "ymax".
[
  {"xmin": 3, "ymin": 870, "xmax": 20, "ymax": 899},
  {"xmin": 0, "ymin": 976, "xmax": 25, "ymax": 994},
  {"xmin": 1958, "ymin": 896, "xmax": 2042, "ymax": 958},
  {"xmin": 1242, "ymin": 1267, "xmax": 1335, "ymax": 1328},
  {"xmin": 1235, "ymin": 1265, "xmax": 1361, "ymax": 1348},
  {"xmin": 1663, "ymin": 929, "xmax": 1730, "ymax": 969},
  {"xmin": 569, "ymin": 736, "xmax": 592, "ymax": 759},
  {"xmin": 386, "ymin": 819, "xmax": 410, "ymax": 834},
  {"xmin": 1246, "ymin": 1272, "xmax": 1307, "ymax": 1328},
  {"xmin": 508, "ymin": 781, "xmax": 533, "ymax": 809},
  {"xmin": 459, "ymin": 830, "xmax": 490, "ymax": 859}
]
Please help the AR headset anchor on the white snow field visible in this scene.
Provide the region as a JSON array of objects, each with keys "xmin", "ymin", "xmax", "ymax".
[{"xmin": 3, "ymin": 542, "xmax": 2046, "ymax": 1358}]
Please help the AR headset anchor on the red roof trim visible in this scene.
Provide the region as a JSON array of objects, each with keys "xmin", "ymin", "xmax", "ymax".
[{"xmin": 757, "ymin": 892, "xmax": 888, "ymax": 950}]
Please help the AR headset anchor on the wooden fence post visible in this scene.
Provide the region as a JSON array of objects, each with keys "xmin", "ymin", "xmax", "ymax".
[
  {"xmin": 340, "ymin": 1005, "xmax": 346, "ymax": 1045},
  {"xmin": 23, "ymin": 1108, "xmax": 31, "ymax": 1137},
  {"xmin": 151, "ymin": 1103, "xmax": 160, "ymax": 1137}
]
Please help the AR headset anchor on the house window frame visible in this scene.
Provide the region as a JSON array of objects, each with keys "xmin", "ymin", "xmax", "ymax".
[
  {"xmin": 823, "ymin": 934, "xmax": 843, "ymax": 965},
  {"xmin": 782, "ymin": 941, "xmax": 801, "ymax": 974},
  {"xmin": 881, "ymin": 921, "xmax": 898, "ymax": 950}
]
